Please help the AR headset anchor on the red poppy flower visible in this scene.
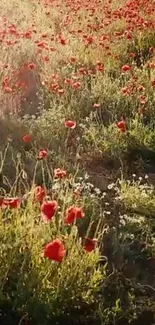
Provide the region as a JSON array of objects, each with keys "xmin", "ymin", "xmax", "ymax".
[
  {"xmin": 83, "ymin": 238, "xmax": 97, "ymax": 252},
  {"xmin": 85, "ymin": 35, "xmax": 93, "ymax": 45},
  {"xmin": 72, "ymin": 82, "xmax": 81, "ymax": 89},
  {"xmin": 54, "ymin": 168, "xmax": 67, "ymax": 179},
  {"xmin": 64, "ymin": 120, "xmax": 76, "ymax": 129},
  {"xmin": 121, "ymin": 65, "xmax": 131, "ymax": 72},
  {"xmin": 4, "ymin": 86, "xmax": 12, "ymax": 93},
  {"xmin": 3, "ymin": 198, "xmax": 20, "ymax": 208},
  {"xmin": 121, "ymin": 87, "xmax": 130, "ymax": 95},
  {"xmin": 137, "ymin": 85, "xmax": 145, "ymax": 92},
  {"xmin": 34, "ymin": 186, "xmax": 46, "ymax": 202},
  {"xmin": 58, "ymin": 89, "xmax": 64, "ymax": 95},
  {"xmin": 28, "ymin": 63, "xmax": 35, "ymax": 70},
  {"xmin": 24, "ymin": 31, "xmax": 32, "ymax": 39},
  {"xmin": 116, "ymin": 120, "xmax": 126, "ymax": 133},
  {"xmin": 96, "ymin": 62, "xmax": 104, "ymax": 72},
  {"xmin": 64, "ymin": 206, "xmax": 84, "ymax": 225},
  {"xmin": 64, "ymin": 78, "xmax": 72, "ymax": 85},
  {"xmin": 147, "ymin": 62, "xmax": 155, "ymax": 69},
  {"xmin": 151, "ymin": 79, "xmax": 155, "ymax": 87},
  {"xmin": 59, "ymin": 37, "xmax": 66, "ymax": 45},
  {"xmin": 0, "ymin": 198, "xmax": 4, "ymax": 207},
  {"xmin": 149, "ymin": 47, "xmax": 154, "ymax": 54},
  {"xmin": 70, "ymin": 56, "xmax": 76, "ymax": 63},
  {"xmin": 41, "ymin": 200, "xmax": 58, "ymax": 222},
  {"xmin": 44, "ymin": 239, "xmax": 65, "ymax": 262},
  {"xmin": 39, "ymin": 150, "xmax": 47, "ymax": 159},
  {"xmin": 125, "ymin": 31, "xmax": 132, "ymax": 40},
  {"xmin": 139, "ymin": 95, "xmax": 146, "ymax": 105},
  {"xmin": 93, "ymin": 103, "xmax": 100, "ymax": 108},
  {"xmin": 129, "ymin": 52, "xmax": 135, "ymax": 58},
  {"xmin": 23, "ymin": 134, "xmax": 31, "ymax": 143}
]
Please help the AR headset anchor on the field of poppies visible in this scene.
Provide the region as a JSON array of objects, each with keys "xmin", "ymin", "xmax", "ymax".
[{"xmin": 0, "ymin": 0, "xmax": 155, "ymax": 324}]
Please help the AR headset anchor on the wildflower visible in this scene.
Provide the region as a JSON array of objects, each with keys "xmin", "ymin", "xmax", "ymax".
[
  {"xmin": 39, "ymin": 149, "xmax": 47, "ymax": 159},
  {"xmin": 44, "ymin": 239, "xmax": 65, "ymax": 262},
  {"xmin": 121, "ymin": 87, "xmax": 130, "ymax": 95},
  {"xmin": 93, "ymin": 103, "xmax": 100, "ymax": 108},
  {"xmin": 28, "ymin": 63, "xmax": 35, "ymax": 70},
  {"xmin": 121, "ymin": 64, "xmax": 131, "ymax": 72},
  {"xmin": 151, "ymin": 79, "xmax": 155, "ymax": 87},
  {"xmin": 54, "ymin": 168, "xmax": 67, "ymax": 179},
  {"xmin": 3, "ymin": 198, "xmax": 20, "ymax": 208},
  {"xmin": 64, "ymin": 206, "xmax": 84, "ymax": 225},
  {"xmin": 0, "ymin": 198, "xmax": 4, "ymax": 207},
  {"xmin": 125, "ymin": 31, "xmax": 132, "ymax": 40},
  {"xmin": 24, "ymin": 31, "xmax": 32, "ymax": 39},
  {"xmin": 137, "ymin": 85, "xmax": 145, "ymax": 92},
  {"xmin": 23, "ymin": 134, "xmax": 31, "ymax": 143},
  {"xmin": 59, "ymin": 37, "xmax": 66, "ymax": 45},
  {"xmin": 116, "ymin": 120, "xmax": 126, "ymax": 132},
  {"xmin": 147, "ymin": 62, "xmax": 155, "ymax": 69},
  {"xmin": 149, "ymin": 47, "xmax": 154, "ymax": 54},
  {"xmin": 129, "ymin": 52, "xmax": 135, "ymax": 58},
  {"xmin": 42, "ymin": 56, "xmax": 49, "ymax": 62},
  {"xmin": 57, "ymin": 89, "xmax": 64, "ymax": 94},
  {"xmin": 79, "ymin": 67, "xmax": 86, "ymax": 75},
  {"xmin": 34, "ymin": 186, "xmax": 46, "ymax": 202},
  {"xmin": 139, "ymin": 95, "xmax": 146, "ymax": 104},
  {"xmin": 64, "ymin": 120, "xmax": 76, "ymax": 129},
  {"xmin": 86, "ymin": 35, "xmax": 93, "ymax": 45},
  {"xmin": 4, "ymin": 86, "xmax": 12, "ymax": 93},
  {"xmin": 70, "ymin": 56, "xmax": 76, "ymax": 63},
  {"xmin": 72, "ymin": 81, "xmax": 81, "ymax": 89},
  {"xmin": 83, "ymin": 238, "xmax": 97, "ymax": 252},
  {"xmin": 96, "ymin": 62, "xmax": 104, "ymax": 72},
  {"xmin": 41, "ymin": 200, "xmax": 58, "ymax": 222},
  {"xmin": 64, "ymin": 78, "xmax": 72, "ymax": 85}
]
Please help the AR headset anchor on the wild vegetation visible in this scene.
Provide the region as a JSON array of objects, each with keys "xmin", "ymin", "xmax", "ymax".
[{"xmin": 0, "ymin": 0, "xmax": 155, "ymax": 324}]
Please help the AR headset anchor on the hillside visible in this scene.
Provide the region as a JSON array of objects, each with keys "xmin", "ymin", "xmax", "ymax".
[{"xmin": 0, "ymin": 0, "xmax": 155, "ymax": 324}]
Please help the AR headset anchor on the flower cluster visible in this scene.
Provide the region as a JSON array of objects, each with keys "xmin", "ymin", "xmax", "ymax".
[{"xmin": 41, "ymin": 201, "xmax": 97, "ymax": 262}]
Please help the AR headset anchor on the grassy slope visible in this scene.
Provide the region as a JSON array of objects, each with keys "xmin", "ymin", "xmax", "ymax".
[{"xmin": 0, "ymin": 0, "xmax": 155, "ymax": 324}]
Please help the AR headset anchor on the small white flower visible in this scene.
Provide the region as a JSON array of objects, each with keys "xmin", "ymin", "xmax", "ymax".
[
  {"xmin": 101, "ymin": 192, "xmax": 106, "ymax": 199},
  {"xmin": 84, "ymin": 173, "xmax": 90, "ymax": 180},
  {"xmin": 108, "ymin": 183, "xmax": 115, "ymax": 190},
  {"xmin": 105, "ymin": 211, "xmax": 111, "ymax": 215},
  {"xmin": 94, "ymin": 188, "xmax": 101, "ymax": 195},
  {"xmin": 87, "ymin": 182, "xmax": 94, "ymax": 188},
  {"xmin": 120, "ymin": 219, "xmax": 126, "ymax": 226},
  {"xmin": 132, "ymin": 203, "xmax": 137, "ymax": 209}
]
